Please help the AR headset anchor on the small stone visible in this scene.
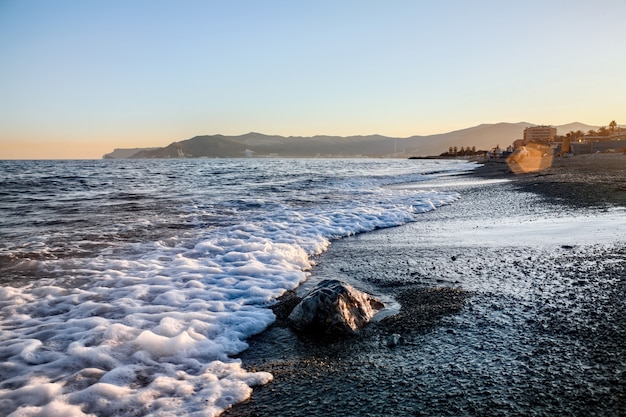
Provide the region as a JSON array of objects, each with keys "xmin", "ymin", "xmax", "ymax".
[{"xmin": 385, "ymin": 333, "xmax": 404, "ymax": 348}]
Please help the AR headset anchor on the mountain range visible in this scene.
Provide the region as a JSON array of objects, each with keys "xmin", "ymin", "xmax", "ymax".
[{"xmin": 103, "ymin": 122, "xmax": 600, "ymax": 159}]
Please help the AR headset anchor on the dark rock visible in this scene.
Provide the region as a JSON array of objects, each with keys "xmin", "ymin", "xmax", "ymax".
[{"xmin": 288, "ymin": 279, "xmax": 384, "ymax": 334}]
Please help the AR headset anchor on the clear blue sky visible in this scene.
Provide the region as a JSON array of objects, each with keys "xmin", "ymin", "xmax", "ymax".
[{"xmin": 1, "ymin": 0, "xmax": 625, "ymax": 158}]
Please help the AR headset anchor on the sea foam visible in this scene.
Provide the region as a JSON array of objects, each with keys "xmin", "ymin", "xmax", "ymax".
[{"xmin": 0, "ymin": 159, "xmax": 471, "ymax": 416}]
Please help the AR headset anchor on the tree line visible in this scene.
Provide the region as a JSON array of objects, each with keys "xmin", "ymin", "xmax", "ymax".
[
  {"xmin": 439, "ymin": 146, "xmax": 486, "ymax": 157},
  {"xmin": 558, "ymin": 120, "xmax": 622, "ymax": 141}
]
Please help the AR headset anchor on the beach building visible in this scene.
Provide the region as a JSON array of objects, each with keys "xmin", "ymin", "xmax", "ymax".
[
  {"xmin": 569, "ymin": 134, "xmax": 626, "ymax": 154},
  {"xmin": 511, "ymin": 126, "xmax": 560, "ymax": 155},
  {"xmin": 523, "ymin": 126, "xmax": 557, "ymax": 144}
]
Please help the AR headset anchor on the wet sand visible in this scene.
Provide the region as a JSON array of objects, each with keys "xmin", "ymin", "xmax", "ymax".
[{"xmin": 224, "ymin": 154, "xmax": 626, "ymax": 417}]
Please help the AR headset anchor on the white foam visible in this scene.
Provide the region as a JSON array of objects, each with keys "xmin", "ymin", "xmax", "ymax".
[{"xmin": 0, "ymin": 162, "xmax": 466, "ymax": 416}]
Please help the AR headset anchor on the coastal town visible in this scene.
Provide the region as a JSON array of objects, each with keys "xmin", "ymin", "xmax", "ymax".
[
  {"xmin": 500, "ymin": 122, "xmax": 625, "ymax": 174},
  {"xmin": 506, "ymin": 121, "xmax": 625, "ymax": 157},
  {"xmin": 441, "ymin": 120, "xmax": 626, "ymax": 160}
]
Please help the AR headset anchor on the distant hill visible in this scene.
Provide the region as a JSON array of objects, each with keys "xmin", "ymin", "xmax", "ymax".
[
  {"xmin": 103, "ymin": 147, "xmax": 159, "ymax": 159},
  {"xmin": 555, "ymin": 122, "xmax": 600, "ymax": 135},
  {"xmin": 102, "ymin": 122, "xmax": 602, "ymax": 159}
]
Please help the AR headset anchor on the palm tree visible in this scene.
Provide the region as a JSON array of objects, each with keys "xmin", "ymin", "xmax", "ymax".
[{"xmin": 609, "ymin": 120, "xmax": 617, "ymax": 134}]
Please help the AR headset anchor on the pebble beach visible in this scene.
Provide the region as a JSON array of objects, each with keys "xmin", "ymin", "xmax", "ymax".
[{"xmin": 225, "ymin": 154, "xmax": 626, "ymax": 417}]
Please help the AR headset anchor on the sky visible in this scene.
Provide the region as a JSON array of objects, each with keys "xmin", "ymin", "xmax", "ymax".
[{"xmin": 1, "ymin": 0, "xmax": 625, "ymax": 159}]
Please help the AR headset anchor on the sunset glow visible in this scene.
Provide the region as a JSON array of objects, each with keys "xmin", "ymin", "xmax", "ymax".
[{"xmin": 1, "ymin": 0, "xmax": 625, "ymax": 159}]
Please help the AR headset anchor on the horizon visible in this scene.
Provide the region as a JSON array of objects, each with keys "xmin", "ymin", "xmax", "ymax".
[
  {"xmin": 1, "ymin": 1, "xmax": 625, "ymax": 159},
  {"xmin": 0, "ymin": 120, "xmax": 616, "ymax": 160}
]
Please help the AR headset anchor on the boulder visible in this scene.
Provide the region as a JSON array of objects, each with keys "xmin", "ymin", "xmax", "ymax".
[{"xmin": 288, "ymin": 279, "xmax": 384, "ymax": 335}]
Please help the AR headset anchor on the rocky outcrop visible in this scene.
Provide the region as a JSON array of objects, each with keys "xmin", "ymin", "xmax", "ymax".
[
  {"xmin": 102, "ymin": 147, "xmax": 158, "ymax": 159},
  {"xmin": 288, "ymin": 280, "xmax": 384, "ymax": 335}
]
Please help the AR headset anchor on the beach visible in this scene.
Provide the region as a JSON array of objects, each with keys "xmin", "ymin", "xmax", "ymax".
[
  {"xmin": 480, "ymin": 152, "xmax": 626, "ymax": 207},
  {"xmin": 225, "ymin": 154, "xmax": 626, "ymax": 417}
]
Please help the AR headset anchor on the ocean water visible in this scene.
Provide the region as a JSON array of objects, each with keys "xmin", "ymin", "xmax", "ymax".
[{"xmin": 0, "ymin": 158, "xmax": 475, "ymax": 417}]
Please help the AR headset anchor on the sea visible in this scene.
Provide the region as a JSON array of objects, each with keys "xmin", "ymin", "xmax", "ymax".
[{"xmin": 0, "ymin": 158, "xmax": 476, "ymax": 417}]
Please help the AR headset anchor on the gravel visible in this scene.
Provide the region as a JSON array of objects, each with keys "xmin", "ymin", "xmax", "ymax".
[{"xmin": 224, "ymin": 155, "xmax": 626, "ymax": 417}]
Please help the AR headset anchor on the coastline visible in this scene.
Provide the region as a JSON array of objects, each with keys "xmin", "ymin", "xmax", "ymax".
[
  {"xmin": 472, "ymin": 153, "xmax": 626, "ymax": 207},
  {"xmin": 224, "ymin": 154, "xmax": 626, "ymax": 417}
]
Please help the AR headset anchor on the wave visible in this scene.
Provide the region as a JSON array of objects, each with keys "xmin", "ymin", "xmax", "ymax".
[{"xmin": 0, "ymin": 158, "xmax": 475, "ymax": 416}]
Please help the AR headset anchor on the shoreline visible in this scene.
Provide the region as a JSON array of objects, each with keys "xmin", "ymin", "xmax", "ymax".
[
  {"xmin": 472, "ymin": 153, "xmax": 626, "ymax": 207},
  {"xmin": 224, "ymin": 155, "xmax": 626, "ymax": 417}
]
